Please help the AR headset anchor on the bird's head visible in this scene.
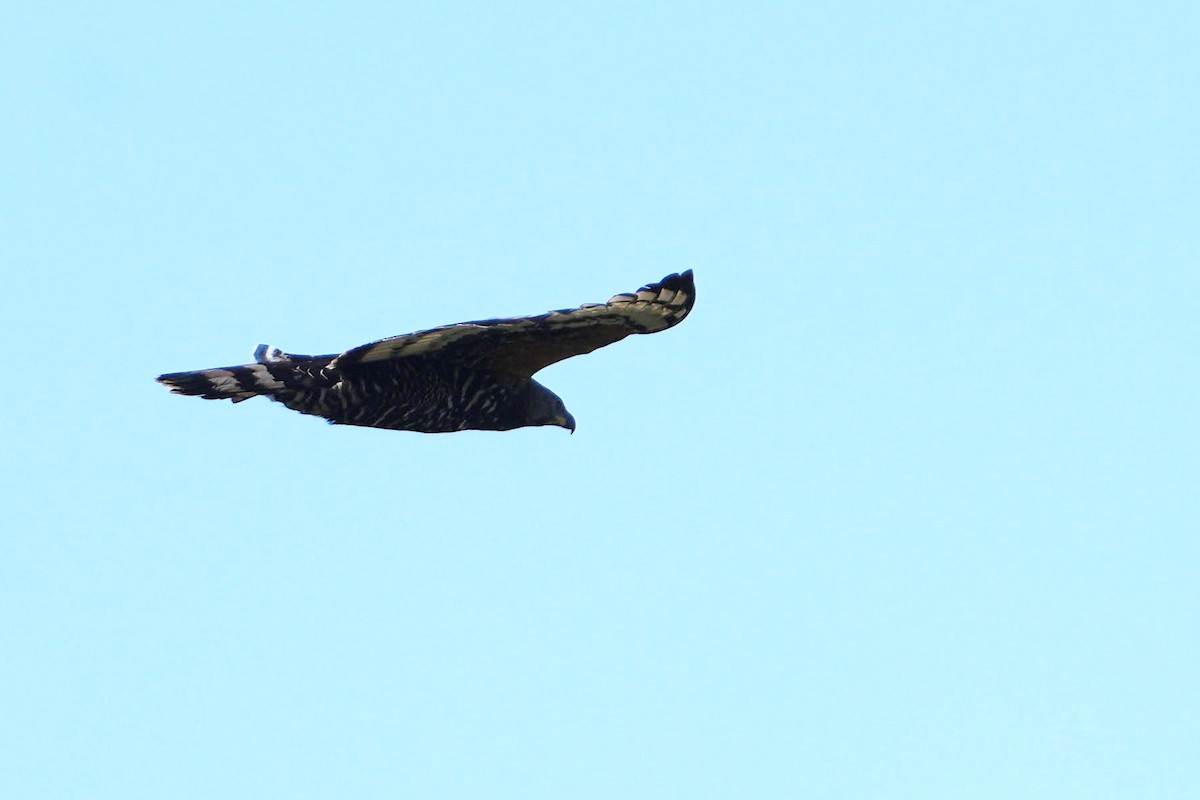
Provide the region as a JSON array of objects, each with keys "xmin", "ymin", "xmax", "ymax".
[{"xmin": 525, "ymin": 380, "xmax": 576, "ymax": 434}]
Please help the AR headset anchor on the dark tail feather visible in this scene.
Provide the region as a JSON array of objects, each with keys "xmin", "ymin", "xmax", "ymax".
[{"xmin": 157, "ymin": 346, "xmax": 326, "ymax": 403}]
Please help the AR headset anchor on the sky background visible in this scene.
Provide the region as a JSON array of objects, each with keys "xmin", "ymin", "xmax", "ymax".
[{"xmin": 2, "ymin": 2, "xmax": 1197, "ymax": 798}]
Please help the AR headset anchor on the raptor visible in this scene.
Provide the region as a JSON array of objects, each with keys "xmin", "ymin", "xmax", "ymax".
[{"xmin": 157, "ymin": 270, "xmax": 695, "ymax": 433}]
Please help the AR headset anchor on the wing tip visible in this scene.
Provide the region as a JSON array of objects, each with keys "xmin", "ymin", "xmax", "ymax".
[
  {"xmin": 649, "ymin": 269, "xmax": 696, "ymax": 313},
  {"xmin": 660, "ymin": 269, "xmax": 695, "ymax": 305},
  {"xmin": 612, "ymin": 270, "xmax": 695, "ymax": 307}
]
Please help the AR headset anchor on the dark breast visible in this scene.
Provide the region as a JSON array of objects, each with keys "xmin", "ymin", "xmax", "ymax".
[{"xmin": 275, "ymin": 357, "xmax": 526, "ymax": 433}]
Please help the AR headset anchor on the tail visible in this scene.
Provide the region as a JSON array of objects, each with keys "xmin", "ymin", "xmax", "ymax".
[{"xmin": 156, "ymin": 345, "xmax": 331, "ymax": 403}]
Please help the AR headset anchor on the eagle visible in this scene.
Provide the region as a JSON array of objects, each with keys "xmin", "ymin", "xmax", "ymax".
[{"xmin": 156, "ymin": 270, "xmax": 695, "ymax": 433}]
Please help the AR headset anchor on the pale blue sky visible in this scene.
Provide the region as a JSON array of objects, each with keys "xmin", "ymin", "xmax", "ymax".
[{"xmin": 2, "ymin": 3, "xmax": 1197, "ymax": 798}]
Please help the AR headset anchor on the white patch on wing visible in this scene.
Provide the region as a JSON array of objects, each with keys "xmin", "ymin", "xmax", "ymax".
[
  {"xmin": 248, "ymin": 364, "xmax": 285, "ymax": 389},
  {"xmin": 332, "ymin": 271, "xmax": 694, "ymax": 367},
  {"xmin": 204, "ymin": 369, "xmax": 241, "ymax": 393},
  {"xmin": 341, "ymin": 323, "xmax": 492, "ymax": 364},
  {"xmin": 255, "ymin": 344, "xmax": 286, "ymax": 364}
]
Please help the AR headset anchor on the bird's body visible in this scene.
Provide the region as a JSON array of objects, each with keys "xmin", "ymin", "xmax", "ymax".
[
  {"xmin": 157, "ymin": 270, "xmax": 694, "ymax": 433},
  {"xmin": 266, "ymin": 358, "xmax": 557, "ymax": 433}
]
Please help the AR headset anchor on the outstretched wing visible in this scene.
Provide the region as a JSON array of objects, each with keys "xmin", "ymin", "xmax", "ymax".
[{"xmin": 331, "ymin": 270, "xmax": 695, "ymax": 379}]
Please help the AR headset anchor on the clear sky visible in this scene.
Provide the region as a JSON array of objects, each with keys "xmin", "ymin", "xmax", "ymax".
[{"xmin": 3, "ymin": 2, "xmax": 1196, "ymax": 798}]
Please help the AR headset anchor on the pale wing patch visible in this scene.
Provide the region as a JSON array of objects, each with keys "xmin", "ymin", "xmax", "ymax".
[
  {"xmin": 331, "ymin": 270, "xmax": 694, "ymax": 368},
  {"xmin": 246, "ymin": 364, "xmax": 286, "ymax": 389},
  {"xmin": 255, "ymin": 344, "xmax": 286, "ymax": 364},
  {"xmin": 335, "ymin": 323, "xmax": 493, "ymax": 366},
  {"xmin": 204, "ymin": 369, "xmax": 243, "ymax": 393}
]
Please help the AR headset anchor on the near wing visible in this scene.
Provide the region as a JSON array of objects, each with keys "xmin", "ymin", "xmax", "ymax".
[{"xmin": 331, "ymin": 270, "xmax": 695, "ymax": 380}]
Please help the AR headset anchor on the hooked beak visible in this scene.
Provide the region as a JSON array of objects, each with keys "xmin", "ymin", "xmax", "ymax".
[{"xmin": 555, "ymin": 412, "xmax": 576, "ymax": 434}]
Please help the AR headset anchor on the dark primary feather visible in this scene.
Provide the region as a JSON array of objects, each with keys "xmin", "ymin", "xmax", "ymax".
[{"xmin": 156, "ymin": 270, "xmax": 695, "ymax": 433}]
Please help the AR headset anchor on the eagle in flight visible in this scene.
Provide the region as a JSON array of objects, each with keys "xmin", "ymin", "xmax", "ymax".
[{"xmin": 157, "ymin": 270, "xmax": 695, "ymax": 433}]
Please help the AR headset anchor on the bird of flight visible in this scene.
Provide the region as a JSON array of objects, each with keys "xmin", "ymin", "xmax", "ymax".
[{"xmin": 157, "ymin": 270, "xmax": 695, "ymax": 434}]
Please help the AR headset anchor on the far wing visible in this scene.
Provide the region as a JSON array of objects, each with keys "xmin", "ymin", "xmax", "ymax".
[{"xmin": 332, "ymin": 270, "xmax": 695, "ymax": 379}]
